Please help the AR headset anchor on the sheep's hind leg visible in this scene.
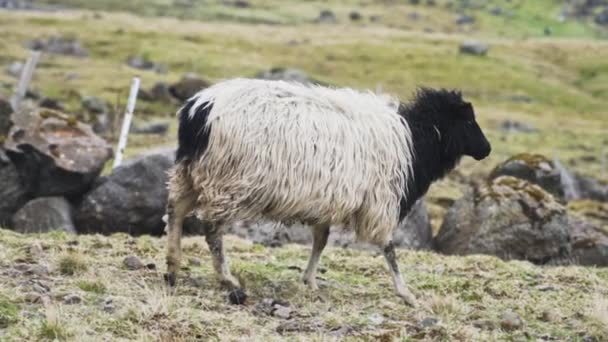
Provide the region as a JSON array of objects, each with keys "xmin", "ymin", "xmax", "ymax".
[
  {"xmin": 205, "ymin": 226, "xmax": 241, "ymax": 290},
  {"xmin": 165, "ymin": 194, "xmax": 196, "ymax": 287},
  {"xmin": 382, "ymin": 241, "xmax": 417, "ymax": 307},
  {"xmin": 302, "ymin": 224, "xmax": 330, "ymax": 290}
]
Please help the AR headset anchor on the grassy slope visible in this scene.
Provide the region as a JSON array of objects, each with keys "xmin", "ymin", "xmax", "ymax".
[{"xmin": 0, "ymin": 229, "xmax": 607, "ymax": 341}]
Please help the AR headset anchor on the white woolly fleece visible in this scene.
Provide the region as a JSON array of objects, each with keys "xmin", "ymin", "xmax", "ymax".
[{"xmin": 178, "ymin": 78, "xmax": 414, "ymax": 245}]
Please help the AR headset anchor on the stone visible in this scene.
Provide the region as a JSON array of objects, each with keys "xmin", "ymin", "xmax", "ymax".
[
  {"xmin": 62, "ymin": 293, "xmax": 83, "ymax": 304},
  {"xmin": 139, "ymin": 81, "xmax": 174, "ymax": 103},
  {"xmin": 500, "ymin": 310, "xmax": 523, "ymax": 331},
  {"xmin": 368, "ymin": 313, "xmax": 385, "ymax": 326},
  {"xmin": 5, "ymin": 61, "xmax": 23, "ymax": 78},
  {"xmin": 255, "ymin": 67, "xmax": 319, "ymax": 85},
  {"xmin": 595, "ymin": 8, "xmax": 608, "ymax": 25},
  {"xmin": 169, "ymin": 74, "xmax": 210, "ymax": 101},
  {"xmin": 459, "ymin": 40, "xmax": 489, "ymax": 56},
  {"xmin": 349, "ymin": 11, "xmax": 362, "ymax": 21},
  {"xmin": 81, "ymin": 96, "xmax": 108, "ymax": 114},
  {"xmin": 272, "ymin": 304, "xmax": 292, "ymax": 319},
  {"xmin": 27, "ymin": 36, "xmax": 88, "ymax": 57},
  {"xmin": 27, "ymin": 264, "xmax": 49, "ymax": 277},
  {"xmin": 500, "ymin": 120, "xmax": 537, "ymax": 133},
  {"xmin": 123, "ymin": 255, "xmax": 144, "ymax": 270},
  {"xmin": 0, "ymin": 97, "xmax": 12, "ymax": 139},
  {"xmin": 74, "ymin": 150, "xmax": 174, "ymax": 235},
  {"xmin": 39, "ymin": 98, "xmax": 65, "ymax": 111},
  {"xmin": 575, "ymin": 174, "xmax": 608, "ymax": 202},
  {"xmin": 12, "ymin": 197, "xmax": 75, "ymax": 234},
  {"xmin": 317, "ymin": 10, "xmax": 337, "ymax": 23},
  {"xmin": 421, "ymin": 317, "xmax": 439, "ymax": 328},
  {"xmin": 569, "ymin": 216, "xmax": 608, "ymax": 267},
  {"xmin": 0, "ymin": 150, "xmax": 27, "ymax": 227},
  {"xmin": 455, "ymin": 14, "xmax": 475, "ymax": 25},
  {"xmin": 131, "ymin": 122, "xmax": 169, "ymax": 135},
  {"xmin": 489, "ymin": 7, "xmax": 502, "ymax": 16},
  {"xmin": 435, "ymin": 176, "xmax": 571, "ymax": 264},
  {"xmin": 4, "ymin": 108, "xmax": 112, "ymax": 198}
]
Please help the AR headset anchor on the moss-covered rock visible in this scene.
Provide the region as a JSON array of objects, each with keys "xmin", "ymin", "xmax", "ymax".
[{"xmin": 436, "ymin": 176, "xmax": 571, "ymax": 264}]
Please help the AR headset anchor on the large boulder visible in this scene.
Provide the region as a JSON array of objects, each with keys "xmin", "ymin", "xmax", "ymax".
[
  {"xmin": 197, "ymin": 199, "xmax": 433, "ymax": 250},
  {"xmin": 4, "ymin": 108, "xmax": 112, "ymax": 198},
  {"xmin": 169, "ymin": 74, "xmax": 210, "ymax": 101},
  {"xmin": 74, "ymin": 150, "xmax": 174, "ymax": 235},
  {"xmin": 490, "ymin": 154, "xmax": 577, "ymax": 202},
  {"xmin": 569, "ymin": 215, "xmax": 608, "ymax": 267},
  {"xmin": 12, "ymin": 197, "xmax": 75, "ymax": 234},
  {"xmin": 0, "ymin": 150, "xmax": 28, "ymax": 227},
  {"xmin": 435, "ymin": 176, "xmax": 571, "ymax": 264}
]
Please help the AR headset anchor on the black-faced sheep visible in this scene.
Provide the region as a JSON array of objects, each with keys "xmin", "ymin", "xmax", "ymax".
[{"xmin": 164, "ymin": 78, "xmax": 491, "ymax": 306}]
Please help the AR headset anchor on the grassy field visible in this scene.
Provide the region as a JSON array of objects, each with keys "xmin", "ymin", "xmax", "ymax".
[{"xmin": 0, "ymin": 229, "xmax": 607, "ymax": 340}]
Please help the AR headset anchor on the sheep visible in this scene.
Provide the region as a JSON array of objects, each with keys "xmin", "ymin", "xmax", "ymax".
[{"xmin": 164, "ymin": 78, "xmax": 491, "ymax": 306}]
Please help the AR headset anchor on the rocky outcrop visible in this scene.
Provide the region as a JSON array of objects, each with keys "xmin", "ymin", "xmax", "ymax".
[
  {"xmin": 74, "ymin": 150, "xmax": 174, "ymax": 235},
  {"xmin": 436, "ymin": 176, "xmax": 571, "ymax": 264},
  {"xmin": 12, "ymin": 197, "xmax": 75, "ymax": 234},
  {"xmin": 0, "ymin": 150, "xmax": 27, "ymax": 227},
  {"xmin": 4, "ymin": 108, "xmax": 112, "ymax": 198},
  {"xmin": 169, "ymin": 74, "xmax": 210, "ymax": 101}
]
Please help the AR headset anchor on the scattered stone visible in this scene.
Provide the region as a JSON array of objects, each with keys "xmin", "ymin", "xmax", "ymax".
[
  {"xmin": 255, "ymin": 67, "xmax": 318, "ymax": 84},
  {"xmin": 368, "ymin": 313, "xmax": 385, "ymax": 326},
  {"xmin": 459, "ymin": 40, "xmax": 489, "ymax": 56},
  {"xmin": 540, "ymin": 309, "xmax": 559, "ymax": 322},
  {"xmin": 12, "ymin": 197, "xmax": 76, "ymax": 234},
  {"xmin": 63, "ymin": 293, "xmax": 83, "ymax": 305},
  {"xmin": 544, "ymin": 27, "xmax": 553, "ymax": 36},
  {"xmin": 508, "ymin": 94, "xmax": 533, "ymax": 103},
  {"xmin": 39, "ymin": 98, "xmax": 65, "ymax": 111},
  {"xmin": 4, "ymin": 108, "xmax": 112, "ymax": 198},
  {"xmin": 169, "ymin": 74, "xmax": 210, "ymax": 101},
  {"xmin": 455, "ymin": 14, "xmax": 475, "ymax": 25},
  {"xmin": 272, "ymin": 304, "xmax": 292, "ymax": 319},
  {"xmin": 349, "ymin": 11, "xmax": 362, "ymax": 21},
  {"xmin": 232, "ymin": 0, "xmax": 250, "ymax": 8},
  {"xmin": 145, "ymin": 263, "xmax": 156, "ymax": 270},
  {"xmin": 471, "ymin": 319, "xmax": 496, "ymax": 330},
  {"xmin": 23, "ymin": 292, "xmax": 44, "ymax": 304},
  {"xmin": 102, "ymin": 297, "xmax": 115, "ymax": 313},
  {"xmin": 139, "ymin": 81, "xmax": 173, "ymax": 103},
  {"xmin": 75, "ymin": 150, "xmax": 174, "ymax": 235},
  {"xmin": 535, "ymin": 284, "xmax": 558, "ymax": 292},
  {"xmin": 369, "ymin": 15, "xmax": 382, "ymax": 22},
  {"xmin": 575, "ymin": 174, "xmax": 608, "ymax": 202},
  {"xmin": 500, "ymin": 120, "xmax": 537, "ymax": 133},
  {"xmin": 421, "ymin": 317, "xmax": 439, "ymax": 328},
  {"xmin": 489, "ymin": 7, "xmax": 502, "ymax": 16},
  {"xmin": 188, "ymin": 257, "xmax": 201, "ymax": 266},
  {"xmin": 276, "ymin": 321, "xmax": 316, "ymax": 334},
  {"xmin": 125, "ymin": 56, "xmax": 167, "ymax": 73},
  {"xmin": 595, "ymin": 8, "xmax": 608, "ymax": 25},
  {"xmin": 27, "ymin": 264, "xmax": 49, "ymax": 277},
  {"xmin": 186, "ymin": 276, "xmax": 207, "ymax": 288},
  {"xmin": 500, "ymin": 310, "xmax": 523, "ymax": 331},
  {"xmin": 0, "ymin": 97, "xmax": 12, "ymax": 138},
  {"xmin": 569, "ymin": 216, "xmax": 608, "ymax": 267},
  {"xmin": 131, "ymin": 122, "xmax": 169, "ymax": 135},
  {"xmin": 31, "ymin": 281, "xmax": 50, "ymax": 294},
  {"xmin": 436, "ymin": 176, "xmax": 571, "ymax": 264},
  {"xmin": 408, "ymin": 12, "xmax": 421, "ymax": 20},
  {"xmin": 81, "ymin": 96, "xmax": 108, "ymax": 114},
  {"xmin": 27, "ymin": 36, "xmax": 88, "ymax": 57},
  {"xmin": 228, "ymin": 288, "xmax": 247, "ymax": 305},
  {"xmin": 123, "ymin": 255, "xmax": 145, "ymax": 270},
  {"xmin": 5, "ymin": 61, "xmax": 23, "ymax": 78},
  {"xmin": 317, "ymin": 10, "xmax": 337, "ymax": 24}
]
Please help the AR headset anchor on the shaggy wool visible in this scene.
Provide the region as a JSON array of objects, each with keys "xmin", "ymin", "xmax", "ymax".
[{"xmin": 174, "ymin": 78, "xmax": 415, "ymax": 245}]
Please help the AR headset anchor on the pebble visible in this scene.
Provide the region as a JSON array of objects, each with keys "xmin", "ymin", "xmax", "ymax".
[
  {"xmin": 28, "ymin": 264, "xmax": 49, "ymax": 276},
  {"xmin": 63, "ymin": 294, "xmax": 83, "ymax": 305},
  {"xmin": 368, "ymin": 313, "xmax": 385, "ymax": 326},
  {"xmin": 272, "ymin": 304, "xmax": 292, "ymax": 319},
  {"xmin": 421, "ymin": 317, "xmax": 439, "ymax": 328},
  {"xmin": 500, "ymin": 310, "xmax": 523, "ymax": 331},
  {"xmin": 188, "ymin": 257, "xmax": 201, "ymax": 266}
]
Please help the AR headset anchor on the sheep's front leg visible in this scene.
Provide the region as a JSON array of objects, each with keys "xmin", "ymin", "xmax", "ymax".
[
  {"xmin": 205, "ymin": 227, "xmax": 241, "ymax": 290},
  {"xmin": 302, "ymin": 224, "xmax": 330, "ymax": 290},
  {"xmin": 382, "ymin": 241, "xmax": 417, "ymax": 307},
  {"xmin": 165, "ymin": 194, "xmax": 195, "ymax": 287}
]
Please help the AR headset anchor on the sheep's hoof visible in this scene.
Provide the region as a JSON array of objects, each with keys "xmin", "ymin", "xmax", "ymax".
[
  {"xmin": 302, "ymin": 277, "xmax": 319, "ymax": 291},
  {"xmin": 399, "ymin": 290, "xmax": 418, "ymax": 308},
  {"xmin": 228, "ymin": 288, "xmax": 247, "ymax": 305},
  {"xmin": 164, "ymin": 272, "xmax": 177, "ymax": 287}
]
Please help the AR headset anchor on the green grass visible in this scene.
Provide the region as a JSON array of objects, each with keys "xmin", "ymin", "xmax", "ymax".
[
  {"xmin": 0, "ymin": 295, "xmax": 19, "ymax": 329},
  {"xmin": 0, "ymin": 229, "xmax": 606, "ymax": 340},
  {"xmin": 58, "ymin": 253, "xmax": 88, "ymax": 276}
]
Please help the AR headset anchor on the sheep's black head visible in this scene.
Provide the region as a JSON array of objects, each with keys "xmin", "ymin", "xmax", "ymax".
[{"xmin": 404, "ymin": 88, "xmax": 491, "ymax": 161}]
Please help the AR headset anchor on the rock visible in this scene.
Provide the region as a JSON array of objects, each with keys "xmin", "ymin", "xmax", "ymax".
[
  {"xmin": 595, "ymin": 8, "xmax": 608, "ymax": 25},
  {"xmin": 575, "ymin": 174, "xmax": 608, "ymax": 202},
  {"xmin": 435, "ymin": 176, "xmax": 571, "ymax": 264},
  {"xmin": 500, "ymin": 310, "xmax": 523, "ymax": 331},
  {"xmin": 123, "ymin": 255, "xmax": 144, "ymax": 270},
  {"xmin": 27, "ymin": 264, "xmax": 49, "ymax": 277},
  {"xmin": 459, "ymin": 40, "xmax": 489, "ymax": 56},
  {"xmin": 232, "ymin": 0, "xmax": 250, "ymax": 8},
  {"xmin": 81, "ymin": 96, "xmax": 108, "ymax": 114},
  {"xmin": 508, "ymin": 95, "xmax": 533, "ymax": 103},
  {"xmin": 23, "ymin": 292, "xmax": 44, "ymax": 304},
  {"xmin": 455, "ymin": 14, "xmax": 475, "ymax": 25},
  {"xmin": 569, "ymin": 216, "xmax": 608, "ymax": 267},
  {"xmin": 188, "ymin": 257, "xmax": 201, "ymax": 266},
  {"xmin": 255, "ymin": 67, "xmax": 319, "ymax": 85},
  {"xmin": 27, "ymin": 36, "xmax": 88, "ymax": 57},
  {"xmin": 12, "ymin": 197, "xmax": 76, "ymax": 234},
  {"xmin": 317, "ymin": 10, "xmax": 337, "ymax": 23},
  {"xmin": 102, "ymin": 297, "xmax": 115, "ymax": 313},
  {"xmin": 39, "ymin": 98, "xmax": 65, "ymax": 111},
  {"xmin": 131, "ymin": 122, "xmax": 169, "ymax": 135},
  {"xmin": 5, "ymin": 61, "xmax": 23, "ymax": 78},
  {"xmin": 349, "ymin": 11, "xmax": 362, "ymax": 21},
  {"xmin": 272, "ymin": 304, "xmax": 292, "ymax": 319},
  {"xmin": 420, "ymin": 317, "xmax": 439, "ymax": 328},
  {"xmin": 544, "ymin": 27, "xmax": 553, "ymax": 36},
  {"xmin": 471, "ymin": 319, "xmax": 496, "ymax": 330},
  {"xmin": 500, "ymin": 120, "xmax": 537, "ymax": 133},
  {"xmin": 169, "ymin": 75, "xmax": 210, "ymax": 101},
  {"xmin": 74, "ymin": 150, "xmax": 174, "ymax": 235},
  {"xmin": 0, "ymin": 150, "xmax": 27, "ymax": 227},
  {"xmin": 228, "ymin": 288, "xmax": 247, "ymax": 305},
  {"xmin": 489, "ymin": 7, "xmax": 502, "ymax": 16},
  {"xmin": 4, "ymin": 108, "xmax": 112, "ymax": 198},
  {"xmin": 62, "ymin": 293, "xmax": 83, "ymax": 305},
  {"xmin": 490, "ymin": 154, "xmax": 576, "ymax": 202},
  {"xmin": 139, "ymin": 82, "xmax": 173, "ymax": 103},
  {"xmin": 125, "ymin": 56, "xmax": 166, "ymax": 74},
  {"xmin": 369, "ymin": 15, "xmax": 382, "ymax": 22},
  {"xmin": 408, "ymin": 12, "xmax": 421, "ymax": 20}
]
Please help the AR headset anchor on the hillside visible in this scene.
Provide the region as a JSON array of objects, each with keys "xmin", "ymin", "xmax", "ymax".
[{"xmin": 0, "ymin": 229, "xmax": 607, "ymax": 340}]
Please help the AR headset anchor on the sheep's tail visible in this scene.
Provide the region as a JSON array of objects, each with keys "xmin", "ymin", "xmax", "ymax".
[{"xmin": 175, "ymin": 98, "xmax": 214, "ymax": 164}]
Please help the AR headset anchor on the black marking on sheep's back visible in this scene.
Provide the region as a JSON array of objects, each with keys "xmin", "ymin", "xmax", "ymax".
[{"xmin": 176, "ymin": 100, "xmax": 213, "ymax": 163}]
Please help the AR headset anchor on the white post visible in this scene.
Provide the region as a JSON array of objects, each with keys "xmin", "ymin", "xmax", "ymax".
[
  {"xmin": 113, "ymin": 77, "xmax": 140, "ymax": 169},
  {"xmin": 11, "ymin": 51, "xmax": 41, "ymax": 112}
]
